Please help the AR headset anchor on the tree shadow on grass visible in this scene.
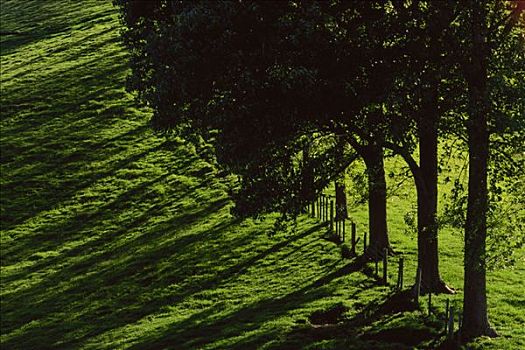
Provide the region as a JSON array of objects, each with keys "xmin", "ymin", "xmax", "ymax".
[
  {"xmin": 269, "ymin": 290, "xmax": 441, "ymax": 349},
  {"xmin": 1, "ymin": 23, "xmax": 148, "ymax": 232},
  {"xmin": 1, "ymin": 200, "xmax": 326, "ymax": 350},
  {"xmin": 1, "ymin": 176, "xmax": 215, "ymax": 284},
  {"xmin": 2, "ymin": 140, "xmax": 204, "ymax": 262},
  {"xmin": 134, "ymin": 287, "xmax": 437, "ymax": 350},
  {"xmin": 1, "ymin": 219, "xmax": 228, "ymax": 347},
  {"xmin": 123, "ymin": 256, "xmax": 371, "ymax": 350}
]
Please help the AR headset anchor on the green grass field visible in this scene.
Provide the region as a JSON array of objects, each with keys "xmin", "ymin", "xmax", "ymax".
[{"xmin": 1, "ymin": 1, "xmax": 523, "ymax": 349}]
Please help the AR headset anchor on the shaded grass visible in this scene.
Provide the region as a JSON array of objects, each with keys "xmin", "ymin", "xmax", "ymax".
[{"xmin": 1, "ymin": 0, "xmax": 523, "ymax": 349}]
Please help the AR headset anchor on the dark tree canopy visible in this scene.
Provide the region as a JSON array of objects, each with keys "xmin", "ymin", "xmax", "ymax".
[
  {"xmin": 115, "ymin": 0, "xmax": 407, "ymax": 219},
  {"xmin": 115, "ymin": 0, "xmax": 524, "ymax": 342}
]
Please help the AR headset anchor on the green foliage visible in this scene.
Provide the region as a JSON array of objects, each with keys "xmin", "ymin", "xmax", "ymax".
[
  {"xmin": 441, "ymin": 179, "xmax": 468, "ymax": 229},
  {"xmin": 402, "ymin": 207, "xmax": 418, "ymax": 238},
  {"xmin": 112, "ymin": 0, "xmax": 408, "ymax": 218}
]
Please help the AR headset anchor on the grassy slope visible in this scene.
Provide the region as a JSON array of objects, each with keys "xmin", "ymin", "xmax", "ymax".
[{"xmin": 0, "ymin": 1, "xmax": 523, "ymax": 349}]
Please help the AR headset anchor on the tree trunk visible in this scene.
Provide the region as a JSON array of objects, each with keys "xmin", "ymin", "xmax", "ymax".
[
  {"xmin": 363, "ymin": 144, "xmax": 389, "ymax": 256},
  {"xmin": 462, "ymin": 0, "xmax": 496, "ymax": 340},
  {"xmin": 415, "ymin": 73, "xmax": 453, "ymax": 294},
  {"xmin": 334, "ymin": 135, "xmax": 348, "ymax": 220}
]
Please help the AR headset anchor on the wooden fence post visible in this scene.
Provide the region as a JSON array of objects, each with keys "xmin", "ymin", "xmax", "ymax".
[
  {"xmin": 321, "ymin": 195, "xmax": 325, "ymax": 221},
  {"xmin": 323, "ymin": 195, "xmax": 327, "ymax": 222},
  {"xmin": 382, "ymin": 247, "xmax": 388, "ymax": 285},
  {"xmin": 415, "ymin": 267, "xmax": 422, "ymax": 305},
  {"xmin": 457, "ymin": 311, "xmax": 462, "ymax": 344},
  {"xmin": 397, "ymin": 257, "xmax": 404, "ymax": 290},
  {"xmin": 324, "ymin": 196, "xmax": 328, "ymax": 222},
  {"xmin": 428, "ymin": 292, "xmax": 432, "ymax": 316},
  {"xmin": 342, "ymin": 218, "xmax": 346, "ymax": 242},
  {"xmin": 319, "ymin": 195, "xmax": 323, "ymax": 221},
  {"xmin": 324, "ymin": 196, "xmax": 330, "ymax": 221},
  {"xmin": 400, "ymin": 258, "xmax": 404, "ymax": 289},
  {"xmin": 317, "ymin": 197, "xmax": 321, "ymax": 220},
  {"xmin": 330, "ymin": 200, "xmax": 334, "ymax": 232},
  {"xmin": 351, "ymin": 222, "xmax": 356, "ymax": 255},
  {"xmin": 375, "ymin": 245, "xmax": 379, "ymax": 277},
  {"xmin": 444, "ymin": 299, "xmax": 450, "ymax": 332},
  {"xmin": 447, "ymin": 307, "xmax": 454, "ymax": 339}
]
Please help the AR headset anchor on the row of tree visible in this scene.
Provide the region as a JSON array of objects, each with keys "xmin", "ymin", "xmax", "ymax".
[{"xmin": 115, "ymin": 0, "xmax": 524, "ymax": 342}]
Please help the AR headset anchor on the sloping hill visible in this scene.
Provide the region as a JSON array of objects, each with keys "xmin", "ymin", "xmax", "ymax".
[{"xmin": 1, "ymin": 1, "xmax": 523, "ymax": 349}]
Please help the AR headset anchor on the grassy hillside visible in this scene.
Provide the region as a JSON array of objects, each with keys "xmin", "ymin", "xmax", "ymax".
[{"xmin": 1, "ymin": 1, "xmax": 523, "ymax": 349}]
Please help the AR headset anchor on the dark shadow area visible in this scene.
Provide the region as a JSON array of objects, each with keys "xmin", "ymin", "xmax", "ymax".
[
  {"xmin": 360, "ymin": 327, "xmax": 434, "ymax": 347},
  {"xmin": 309, "ymin": 302, "xmax": 347, "ymax": 325},
  {"xmin": 125, "ymin": 255, "xmax": 370, "ymax": 350},
  {"xmin": 1, "ymin": 6, "xmax": 149, "ymax": 232},
  {"xmin": 1, "ymin": 218, "xmax": 327, "ymax": 349},
  {"xmin": 268, "ymin": 290, "xmax": 439, "ymax": 350}
]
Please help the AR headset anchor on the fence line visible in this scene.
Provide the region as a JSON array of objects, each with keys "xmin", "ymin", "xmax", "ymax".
[{"xmin": 306, "ymin": 195, "xmax": 466, "ymax": 342}]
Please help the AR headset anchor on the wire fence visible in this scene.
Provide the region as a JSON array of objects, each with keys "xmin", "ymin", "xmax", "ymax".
[{"xmin": 307, "ymin": 193, "xmax": 465, "ymax": 342}]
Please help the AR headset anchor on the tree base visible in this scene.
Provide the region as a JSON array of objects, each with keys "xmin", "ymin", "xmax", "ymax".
[
  {"xmin": 363, "ymin": 245, "xmax": 393, "ymax": 261},
  {"xmin": 412, "ymin": 279, "xmax": 456, "ymax": 295},
  {"xmin": 461, "ymin": 325, "xmax": 498, "ymax": 343}
]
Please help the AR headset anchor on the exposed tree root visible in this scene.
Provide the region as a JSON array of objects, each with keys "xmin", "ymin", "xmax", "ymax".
[{"xmin": 412, "ymin": 279, "xmax": 456, "ymax": 295}]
